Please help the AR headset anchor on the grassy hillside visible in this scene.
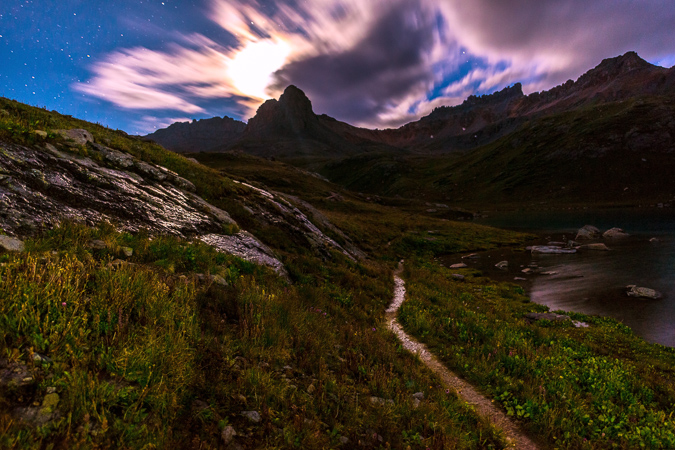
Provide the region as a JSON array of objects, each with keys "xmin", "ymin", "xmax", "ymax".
[
  {"xmin": 321, "ymin": 95, "xmax": 675, "ymax": 209},
  {"xmin": 1, "ymin": 98, "xmax": 532, "ymax": 449}
]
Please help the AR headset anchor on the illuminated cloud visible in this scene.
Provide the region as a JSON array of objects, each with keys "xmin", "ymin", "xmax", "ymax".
[{"xmin": 76, "ymin": 0, "xmax": 675, "ymax": 129}]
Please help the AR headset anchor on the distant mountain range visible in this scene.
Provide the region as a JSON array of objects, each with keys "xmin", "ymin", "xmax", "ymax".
[{"xmin": 146, "ymin": 52, "xmax": 675, "ymax": 207}]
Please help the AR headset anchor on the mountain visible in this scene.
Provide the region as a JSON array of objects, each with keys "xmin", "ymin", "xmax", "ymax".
[
  {"xmin": 147, "ymin": 52, "xmax": 675, "ymax": 207},
  {"xmin": 219, "ymin": 85, "xmax": 404, "ymax": 166},
  {"xmin": 145, "ymin": 115, "xmax": 245, "ymax": 153}
]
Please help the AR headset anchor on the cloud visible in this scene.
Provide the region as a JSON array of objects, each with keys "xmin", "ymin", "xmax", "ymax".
[
  {"xmin": 133, "ymin": 115, "xmax": 194, "ymax": 134},
  {"xmin": 437, "ymin": 0, "xmax": 675, "ymax": 89},
  {"xmin": 271, "ymin": 0, "xmax": 456, "ymax": 126},
  {"xmin": 76, "ymin": 0, "xmax": 675, "ymax": 130}
]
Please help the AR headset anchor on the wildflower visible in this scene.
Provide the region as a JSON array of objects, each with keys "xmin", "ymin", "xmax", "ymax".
[
  {"xmin": 446, "ymin": 389, "xmax": 450, "ymax": 394},
  {"xmin": 61, "ymin": 302, "xmax": 66, "ymax": 307},
  {"xmin": 372, "ymin": 327, "xmax": 376, "ymax": 331}
]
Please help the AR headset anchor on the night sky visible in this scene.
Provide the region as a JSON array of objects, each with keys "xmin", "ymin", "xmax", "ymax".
[{"xmin": 3, "ymin": 0, "xmax": 675, "ymax": 134}]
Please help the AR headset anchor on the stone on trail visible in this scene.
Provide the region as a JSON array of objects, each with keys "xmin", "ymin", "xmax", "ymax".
[{"xmin": 449, "ymin": 263, "xmax": 467, "ymax": 269}]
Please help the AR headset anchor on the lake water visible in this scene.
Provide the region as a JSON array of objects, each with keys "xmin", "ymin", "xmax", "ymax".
[{"xmin": 445, "ymin": 208, "xmax": 675, "ymax": 347}]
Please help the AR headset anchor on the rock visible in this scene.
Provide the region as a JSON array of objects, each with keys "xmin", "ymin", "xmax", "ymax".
[
  {"xmin": 55, "ymin": 129, "xmax": 93, "ymax": 146},
  {"xmin": 412, "ymin": 392, "xmax": 424, "ymax": 400},
  {"xmin": 34, "ymin": 130, "xmax": 48, "ymax": 139},
  {"xmin": 169, "ymin": 174, "xmax": 197, "ymax": 193},
  {"xmin": 413, "ymin": 398, "xmax": 421, "ymax": 408},
  {"xmin": 42, "ymin": 393, "xmax": 60, "ymax": 410},
  {"xmin": 241, "ymin": 410, "xmax": 261, "ymax": 423},
  {"xmin": 573, "ymin": 321, "xmax": 590, "ymax": 328},
  {"xmin": 196, "ymin": 273, "xmax": 228, "ymax": 286},
  {"xmin": 524, "ymin": 312, "xmax": 570, "ymax": 323},
  {"xmin": 121, "ymin": 247, "xmax": 133, "ymax": 257},
  {"xmin": 603, "ymin": 227, "xmax": 630, "ymax": 239},
  {"xmin": 650, "ymin": 237, "xmax": 660, "ymax": 243},
  {"xmin": 528, "ymin": 245, "xmax": 576, "ymax": 254},
  {"xmin": 495, "ymin": 260, "xmax": 508, "ymax": 270},
  {"xmin": 0, "ymin": 236, "xmax": 25, "ymax": 252},
  {"xmin": 540, "ymin": 271, "xmax": 558, "ymax": 275},
  {"xmin": 452, "ymin": 274, "xmax": 465, "ymax": 281},
  {"xmin": 449, "ymin": 263, "xmax": 468, "ymax": 269},
  {"xmin": 521, "ymin": 268, "xmax": 534, "ymax": 274},
  {"xmin": 462, "ymin": 253, "xmax": 480, "ymax": 259},
  {"xmin": 307, "ymin": 384, "xmax": 316, "ymax": 394},
  {"xmin": 626, "ymin": 285, "xmax": 662, "ymax": 299},
  {"xmin": 96, "ymin": 144, "xmax": 135, "ymax": 168},
  {"xmin": 31, "ymin": 353, "xmax": 52, "ymax": 363},
  {"xmin": 579, "ymin": 243, "xmax": 611, "ymax": 251},
  {"xmin": 88, "ymin": 240, "xmax": 106, "ymax": 250},
  {"xmin": 221, "ymin": 425, "xmax": 237, "ymax": 445},
  {"xmin": 369, "ymin": 396, "xmax": 394, "ymax": 407},
  {"xmin": 0, "ymin": 360, "xmax": 32, "ymax": 387},
  {"xmin": 514, "ymin": 277, "xmax": 527, "ymax": 281},
  {"xmin": 576, "ymin": 225, "xmax": 601, "ymax": 240},
  {"xmin": 338, "ymin": 436, "xmax": 350, "ymax": 445}
]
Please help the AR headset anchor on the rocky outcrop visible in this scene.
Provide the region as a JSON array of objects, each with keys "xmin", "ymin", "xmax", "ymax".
[
  {"xmin": 244, "ymin": 85, "xmax": 318, "ymax": 138},
  {"xmin": 0, "ymin": 133, "xmax": 287, "ymax": 274}
]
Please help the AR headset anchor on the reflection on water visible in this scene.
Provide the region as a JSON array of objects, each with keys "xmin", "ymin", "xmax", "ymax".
[{"xmin": 449, "ymin": 208, "xmax": 675, "ymax": 347}]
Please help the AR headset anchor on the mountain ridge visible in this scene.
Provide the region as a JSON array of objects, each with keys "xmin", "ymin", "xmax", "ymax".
[{"xmin": 146, "ymin": 51, "xmax": 674, "ymax": 160}]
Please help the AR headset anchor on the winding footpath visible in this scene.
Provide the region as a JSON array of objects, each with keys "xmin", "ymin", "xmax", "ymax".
[{"xmin": 386, "ymin": 263, "xmax": 540, "ymax": 450}]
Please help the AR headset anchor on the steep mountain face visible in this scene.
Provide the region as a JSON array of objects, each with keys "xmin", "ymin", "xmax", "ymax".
[
  {"xmin": 222, "ymin": 85, "xmax": 403, "ymax": 164},
  {"xmin": 145, "ymin": 116, "xmax": 245, "ymax": 153},
  {"xmin": 244, "ymin": 85, "xmax": 320, "ymax": 138}
]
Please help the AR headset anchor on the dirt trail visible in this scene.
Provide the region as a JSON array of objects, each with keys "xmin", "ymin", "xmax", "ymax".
[{"xmin": 387, "ymin": 263, "xmax": 540, "ymax": 450}]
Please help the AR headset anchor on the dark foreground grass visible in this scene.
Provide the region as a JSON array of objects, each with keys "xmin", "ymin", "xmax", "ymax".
[
  {"xmin": 398, "ymin": 260, "xmax": 675, "ymax": 449},
  {"xmin": 1, "ymin": 224, "xmax": 507, "ymax": 449}
]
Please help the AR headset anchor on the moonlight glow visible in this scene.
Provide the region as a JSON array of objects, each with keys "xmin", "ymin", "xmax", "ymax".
[{"xmin": 227, "ymin": 40, "xmax": 291, "ymax": 100}]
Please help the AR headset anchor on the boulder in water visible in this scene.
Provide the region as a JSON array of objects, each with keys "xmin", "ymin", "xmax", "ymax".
[
  {"xmin": 626, "ymin": 285, "xmax": 662, "ymax": 299},
  {"xmin": 576, "ymin": 225, "xmax": 600, "ymax": 240},
  {"xmin": 603, "ymin": 227, "xmax": 630, "ymax": 239}
]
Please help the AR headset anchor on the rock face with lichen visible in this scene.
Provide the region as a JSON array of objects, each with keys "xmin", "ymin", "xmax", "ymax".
[{"xmin": 0, "ymin": 130, "xmax": 363, "ymax": 273}]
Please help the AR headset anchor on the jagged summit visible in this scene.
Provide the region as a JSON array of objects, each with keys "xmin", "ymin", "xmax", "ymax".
[
  {"xmin": 244, "ymin": 85, "xmax": 319, "ymax": 137},
  {"xmin": 575, "ymin": 51, "xmax": 661, "ymax": 89},
  {"xmin": 462, "ymin": 83, "xmax": 524, "ymax": 107}
]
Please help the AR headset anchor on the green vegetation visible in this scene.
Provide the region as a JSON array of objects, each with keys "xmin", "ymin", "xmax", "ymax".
[
  {"xmin": 4, "ymin": 96, "xmax": 675, "ymax": 450},
  {"xmin": 398, "ymin": 261, "xmax": 675, "ymax": 449},
  {"xmin": 1, "ymin": 223, "xmax": 512, "ymax": 449}
]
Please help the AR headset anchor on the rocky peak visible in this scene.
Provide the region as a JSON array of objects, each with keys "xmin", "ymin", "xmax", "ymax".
[
  {"xmin": 576, "ymin": 51, "xmax": 657, "ymax": 88},
  {"xmin": 244, "ymin": 85, "xmax": 319, "ymax": 137}
]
